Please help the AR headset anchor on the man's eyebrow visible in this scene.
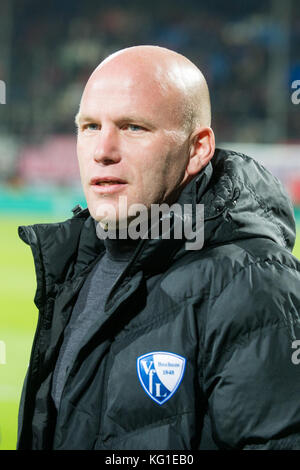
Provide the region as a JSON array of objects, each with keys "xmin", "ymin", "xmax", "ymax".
[
  {"xmin": 75, "ymin": 113, "xmax": 96, "ymax": 127},
  {"xmin": 75, "ymin": 113, "xmax": 155, "ymax": 128},
  {"xmin": 75, "ymin": 113, "xmax": 101, "ymax": 128},
  {"xmin": 119, "ymin": 115, "xmax": 155, "ymax": 127}
]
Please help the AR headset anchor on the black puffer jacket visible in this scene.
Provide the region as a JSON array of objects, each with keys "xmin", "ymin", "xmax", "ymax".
[{"xmin": 17, "ymin": 149, "xmax": 300, "ymax": 450}]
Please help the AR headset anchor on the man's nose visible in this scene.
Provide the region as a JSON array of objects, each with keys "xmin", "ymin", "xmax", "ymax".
[{"xmin": 93, "ymin": 127, "xmax": 121, "ymax": 165}]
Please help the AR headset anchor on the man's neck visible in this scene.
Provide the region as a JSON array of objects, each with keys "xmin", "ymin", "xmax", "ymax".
[{"xmin": 94, "ymin": 221, "xmax": 140, "ymax": 262}]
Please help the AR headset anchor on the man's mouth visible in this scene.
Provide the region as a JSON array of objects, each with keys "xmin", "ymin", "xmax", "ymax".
[
  {"xmin": 90, "ymin": 177, "xmax": 127, "ymax": 186},
  {"xmin": 90, "ymin": 176, "xmax": 127, "ymax": 184},
  {"xmin": 95, "ymin": 181, "xmax": 122, "ymax": 186},
  {"xmin": 90, "ymin": 177, "xmax": 128, "ymax": 194}
]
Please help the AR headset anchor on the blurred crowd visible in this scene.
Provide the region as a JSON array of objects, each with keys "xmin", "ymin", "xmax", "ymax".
[{"xmin": 0, "ymin": 0, "xmax": 299, "ymax": 185}]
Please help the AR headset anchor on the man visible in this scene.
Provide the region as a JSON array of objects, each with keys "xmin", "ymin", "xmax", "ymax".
[{"xmin": 17, "ymin": 45, "xmax": 300, "ymax": 450}]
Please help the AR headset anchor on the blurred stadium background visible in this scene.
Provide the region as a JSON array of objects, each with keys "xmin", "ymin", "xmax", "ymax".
[{"xmin": 0, "ymin": 0, "xmax": 300, "ymax": 450}]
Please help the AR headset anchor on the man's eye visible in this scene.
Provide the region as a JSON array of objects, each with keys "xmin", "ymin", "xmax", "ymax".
[
  {"xmin": 126, "ymin": 124, "xmax": 145, "ymax": 132},
  {"xmin": 84, "ymin": 123, "xmax": 99, "ymax": 131}
]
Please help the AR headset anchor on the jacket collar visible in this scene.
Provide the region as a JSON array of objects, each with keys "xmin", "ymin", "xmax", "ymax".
[{"xmin": 19, "ymin": 148, "xmax": 296, "ymax": 295}]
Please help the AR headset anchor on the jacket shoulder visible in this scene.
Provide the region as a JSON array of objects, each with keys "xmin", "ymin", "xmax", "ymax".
[{"xmin": 161, "ymin": 237, "xmax": 300, "ymax": 304}]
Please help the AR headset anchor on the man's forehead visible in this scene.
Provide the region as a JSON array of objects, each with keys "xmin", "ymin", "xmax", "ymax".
[
  {"xmin": 80, "ymin": 67, "xmax": 184, "ymax": 124},
  {"xmin": 83, "ymin": 64, "xmax": 173, "ymax": 102},
  {"xmin": 77, "ymin": 46, "xmax": 211, "ymax": 128}
]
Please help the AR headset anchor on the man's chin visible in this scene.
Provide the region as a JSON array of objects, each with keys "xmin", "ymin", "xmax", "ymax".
[
  {"xmin": 92, "ymin": 205, "xmax": 130, "ymax": 229},
  {"xmin": 90, "ymin": 198, "xmax": 151, "ymax": 234},
  {"xmin": 91, "ymin": 198, "xmax": 130, "ymax": 225}
]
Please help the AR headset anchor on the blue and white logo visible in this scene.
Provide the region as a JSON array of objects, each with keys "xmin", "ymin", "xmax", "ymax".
[{"xmin": 137, "ymin": 351, "xmax": 186, "ymax": 405}]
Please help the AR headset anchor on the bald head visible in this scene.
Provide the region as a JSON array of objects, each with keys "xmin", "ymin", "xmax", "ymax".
[
  {"xmin": 76, "ymin": 45, "xmax": 215, "ymax": 224},
  {"xmin": 78, "ymin": 45, "xmax": 211, "ymax": 133}
]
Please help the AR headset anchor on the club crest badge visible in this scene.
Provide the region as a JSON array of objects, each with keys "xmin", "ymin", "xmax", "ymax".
[{"xmin": 137, "ymin": 351, "xmax": 186, "ymax": 405}]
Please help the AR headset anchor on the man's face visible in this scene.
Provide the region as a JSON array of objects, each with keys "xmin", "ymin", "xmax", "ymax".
[{"xmin": 76, "ymin": 63, "xmax": 191, "ymax": 226}]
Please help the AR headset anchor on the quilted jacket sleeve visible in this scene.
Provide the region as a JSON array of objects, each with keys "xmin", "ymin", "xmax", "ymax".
[{"xmin": 201, "ymin": 258, "xmax": 300, "ymax": 450}]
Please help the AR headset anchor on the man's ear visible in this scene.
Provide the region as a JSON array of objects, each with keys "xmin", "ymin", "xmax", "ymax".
[{"xmin": 186, "ymin": 127, "xmax": 215, "ymax": 176}]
